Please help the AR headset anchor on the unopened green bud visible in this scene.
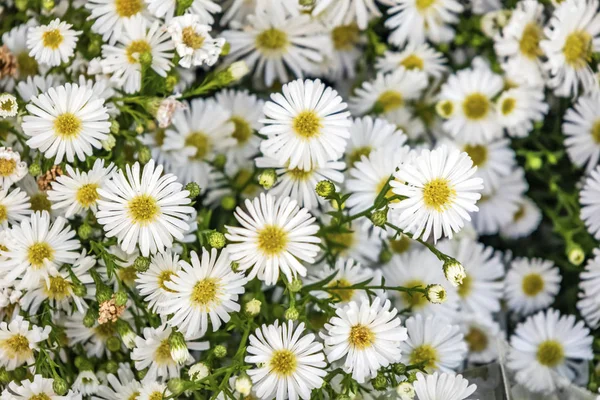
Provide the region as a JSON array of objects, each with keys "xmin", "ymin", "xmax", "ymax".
[
  {"xmin": 107, "ymin": 336, "xmax": 122, "ymax": 352},
  {"xmin": 392, "ymin": 363, "xmax": 406, "ymax": 375},
  {"xmin": 372, "ymin": 373, "xmax": 387, "ymax": 391},
  {"xmin": 315, "ymin": 180, "xmax": 335, "ymax": 198},
  {"xmin": 220, "ymin": 42, "xmax": 231, "ymax": 56},
  {"xmin": 139, "ymin": 51, "xmax": 153, "ymax": 67},
  {"xmin": 214, "ymin": 345, "xmax": 227, "ymax": 358},
  {"xmin": 52, "ymin": 377, "xmax": 69, "ymax": 396},
  {"xmin": 83, "ymin": 308, "xmax": 97, "ymax": 328},
  {"xmin": 567, "ymin": 243, "xmax": 585, "ymax": 266},
  {"xmin": 165, "ymin": 75, "xmax": 178, "ymax": 92},
  {"xmin": 208, "ymin": 231, "xmax": 226, "ymax": 249},
  {"xmin": 213, "ymin": 154, "xmax": 227, "ymax": 169},
  {"xmin": 406, "ymin": 371, "xmax": 418, "ymax": 383},
  {"xmin": 374, "ymin": 43, "xmax": 387, "ymax": 56},
  {"xmin": 0, "ymin": 367, "xmax": 10, "ymax": 384},
  {"xmin": 135, "ymin": 124, "xmax": 145, "ymax": 135},
  {"xmin": 221, "ymin": 195, "xmax": 236, "ymax": 210},
  {"xmin": 136, "ymin": 368, "xmax": 148, "ymax": 380},
  {"xmin": 114, "ymin": 291, "xmax": 128, "ymax": 306},
  {"xmin": 285, "ymin": 307, "xmax": 299, "ymax": 321},
  {"xmin": 12, "ymin": 367, "xmax": 26, "ymax": 381},
  {"xmin": 526, "ymin": 154, "xmax": 542, "ymax": 170},
  {"xmin": 28, "ymin": 163, "xmax": 41, "ymax": 177},
  {"xmin": 258, "ymin": 169, "xmax": 277, "ymax": 189},
  {"xmin": 370, "ymin": 209, "xmax": 388, "ymax": 227},
  {"xmin": 589, "ymin": 381, "xmax": 599, "ymax": 393},
  {"xmin": 105, "ymin": 360, "xmax": 119, "ymax": 374},
  {"xmin": 245, "ymin": 298, "xmax": 261, "ymax": 316},
  {"xmin": 379, "ymin": 248, "xmax": 392, "ymax": 264},
  {"xmin": 77, "ymin": 358, "xmax": 94, "ymax": 371},
  {"xmin": 96, "ymin": 283, "xmax": 113, "ymax": 303},
  {"xmin": 42, "ymin": 0, "xmax": 55, "ymax": 10},
  {"xmin": 78, "ymin": 223, "xmax": 93, "ymax": 240},
  {"xmin": 169, "ymin": 330, "xmax": 189, "ymax": 364},
  {"xmin": 109, "ymin": 120, "xmax": 120, "ymax": 134},
  {"xmin": 138, "ymin": 146, "xmax": 152, "ymax": 164},
  {"xmin": 116, "ymin": 320, "xmax": 136, "ymax": 349},
  {"xmin": 73, "ymin": 283, "xmax": 87, "ymax": 298},
  {"xmin": 15, "ymin": 0, "xmax": 28, "ymax": 11},
  {"xmin": 288, "ymin": 278, "xmax": 303, "ymax": 293},
  {"xmin": 185, "ymin": 182, "xmax": 201, "ymax": 199},
  {"xmin": 134, "ymin": 256, "xmax": 151, "ymax": 272},
  {"xmin": 167, "ymin": 378, "xmax": 186, "ymax": 394}
]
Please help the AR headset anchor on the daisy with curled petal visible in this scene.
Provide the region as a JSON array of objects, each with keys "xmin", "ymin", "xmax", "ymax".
[
  {"xmin": 580, "ymin": 165, "xmax": 600, "ymax": 239},
  {"xmin": 500, "ymin": 196, "xmax": 542, "ymax": 239},
  {"xmin": 496, "ymin": 84, "xmax": 548, "ymax": 138},
  {"xmin": 389, "ymin": 145, "xmax": 483, "ymax": 243},
  {"xmin": 225, "ymin": 193, "xmax": 321, "ymax": 285},
  {"xmin": 305, "ymin": 258, "xmax": 375, "ymax": 304},
  {"xmin": 222, "ymin": 6, "xmax": 327, "ymax": 86},
  {"xmin": 146, "ymin": 0, "xmax": 221, "ymax": 23},
  {"xmin": 384, "ymin": 0, "xmax": 464, "ymax": 46},
  {"xmin": 459, "ymin": 313, "xmax": 502, "ymax": 364},
  {"xmin": 375, "ymin": 43, "xmax": 447, "ymax": 79},
  {"xmin": 22, "ymin": 83, "xmax": 111, "ymax": 164},
  {"xmin": 161, "ymin": 248, "xmax": 247, "ymax": 338},
  {"xmin": 100, "ymin": 15, "xmax": 174, "ymax": 94},
  {"xmin": 321, "ymin": 297, "xmax": 407, "ymax": 383},
  {"xmin": 4, "ymin": 375, "xmax": 80, "ymax": 400},
  {"xmin": 256, "ymin": 155, "xmax": 345, "ymax": 211},
  {"xmin": 0, "ymin": 316, "xmax": 50, "ymax": 371},
  {"xmin": 400, "ymin": 314, "xmax": 467, "ymax": 373},
  {"xmin": 0, "ymin": 187, "xmax": 30, "ymax": 228},
  {"xmin": 0, "ymin": 147, "xmax": 27, "ymax": 190},
  {"xmin": 413, "ymin": 372, "xmax": 477, "ymax": 400},
  {"xmin": 86, "ymin": 0, "xmax": 151, "ymax": 45},
  {"xmin": 94, "ymin": 363, "xmax": 142, "ymax": 400},
  {"xmin": 563, "ymin": 92, "xmax": 600, "ymax": 172},
  {"xmin": 349, "ymin": 68, "xmax": 428, "ymax": 116},
  {"xmin": 48, "ymin": 159, "xmax": 115, "ymax": 218},
  {"xmin": 16, "ymin": 74, "xmax": 63, "ymax": 102},
  {"xmin": 1, "ymin": 211, "xmax": 80, "ymax": 290},
  {"xmin": 577, "ymin": 249, "xmax": 600, "ymax": 328},
  {"xmin": 507, "ymin": 309, "xmax": 593, "ymax": 393},
  {"xmin": 167, "ymin": 14, "xmax": 225, "ymax": 68},
  {"xmin": 135, "ymin": 250, "xmax": 181, "ymax": 313},
  {"xmin": 345, "ymin": 116, "xmax": 408, "ymax": 167},
  {"xmin": 505, "ymin": 258, "xmax": 562, "ymax": 316},
  {"xmin": 96, "ymin": 160, "xmax": 195, "ymax": 256},
  {"xmin": 27, "ymin": 19, "xmax": 81, "ymax": 67},
  {"xmin": 260, "ymin": 79, "xmax": 351, "ymax": 171},
  {"xmin": 245, "ymin": 320, "xmax": 326, "ymax": 400}
]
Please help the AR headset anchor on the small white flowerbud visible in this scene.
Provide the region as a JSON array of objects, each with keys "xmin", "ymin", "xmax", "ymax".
[
  {"xmin": 396, "ymin": 382, "xmax": 415, "ymax": 400},
  {"xmin": 101, "ymin": 134, "xmax": 116, "ymax": 151},
  {"xmin": 443, "ymin": 259, "xmax": 466, "ymax": 287},
  {"xmin": 245, "ymin": 299, "xmax": 261, "ymax": 316},
  {"xmin": 228, "ymin": 61, "xmax": 249, "ymax": 81},
  {"xmin": 188, "ymin": 362, "xmax": 210, "ymax": 381},
  {"xmin": 435, "ymin": 99, "xmax": 454, "ymax": 119},
  {"xmin": 234, "ymin": 376, "xmax": 252, "ymax": 396},
  {"xmin": 425, "ymin": 284, "xmax": 447, "ymax": 304},
  {"xmin": 169, "ymin": 330, "xmax": 189, "ymax": 365}
]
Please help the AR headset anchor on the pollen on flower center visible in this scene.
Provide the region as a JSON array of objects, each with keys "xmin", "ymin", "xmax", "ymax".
[
  {"xmin": 0, "ymin": 204, "xmax": 6, "ymax": 223},
  {"xmin": 519, "ymin": 23, "xmax": 542, "ymax": 59},
  {"xmin": 115, "ymin": 0, "xmax": 142, "ymax": 17},
  {"xmin": 76, "ymin": 183, "xmax": 100, "ymax": 207},
  {"xmin": 409, "ymin": 344, "xmax": 438, "ymax": 369},
  {"xmin": 0, "ymin": 158, "xmax": 16, "ymax": 176},
  {"xmin": 30, "ymin": 394, "xmax": 51, "ymax": 400},
  {"xmin": 270, "ymin": 349, "xmax": 297, "ymax": 376},
  {"xmin": 148, "ymin": 391, "xmax": 165, "ymax": 400},
  {"xmin": 154, "ymin": 339, "xmax": 173, "ymax": 364},
  {"xmin": 42, "ymin": 29, "xmax": 64, "ymax": 50},
  {"xmin": 293, "ymin": 111, "xmax": 322, "ymax": 139},
  {"xmin": 415, "ymin": 0, "xmax": 436, "ymax": 11},
  {"xmin": 402, "ymin": 279, "xmax": 428, "ymax": 308},
  {"xmin": 1, "ymin": 334, "xmax": 31, "ymax": 358},
  {"xmin": 231, "ymin": 116, "xmax": 253, "ymax": 144},
  {"xmin": 377, "ymin": 90, "xmax": 404, "ymax": 112},
  {"xmin": 128, "ymin": 194, "xmax": 159, "ymax": 224},
  {"xmin": 331, "ymin": 24, "xmax": 360, "ymax": 51},
  {"xmin": 400, "ymin": 54, "xmax": 424, "ymax": 70},
  {"xmin": 349, "ymin": 325, "xmax": 374, "ymax": 349},
  {"xmin": 536, "ymin": 340, "xmax": 564, "ymax": 367},
  {"xmin": 54, "ymin": 113, "xmax": 82, "ymax": 138},
  {"xmin": 591, "ymin": 120, "xmax": 600, "ymax": 143},
  {"xmin": 457, "ymin": 275, "xmax": 472, "ymax": 298},
  {"xmin": 328, "ymin": 278, "xmax": 355, "ymax": 302},
  {"xmin": 563, "ymin": 31, "xmax": 592, "ymax": 69},
  {"xmin": 288, "ymin": 168, "xmax": 313, "ymax": 181},
  {"xmin": 522, "ymin": 273, "xmax": 544, "ymax": 296},
  {"xmin": 185, "ymin": 131, "xmax": 211, "ymax": 160},
  {"xmin": 465, "ymin": 327, "xmax": 488, "ymax": 353},
  {"xmin": 348, "ymin": 146, "xmax": 372, "ymax": 165},
  {"xmin": 257, "ymin": 225, "xmax": 288, "ymax": 256},
  {"xmin": 462, "ymin": 93, "xmax": 489, "ymax": 120},
  {"xmin": 500, "ymin": 97, "xmax": 517, "ymax": 116},
  {"xmin": 158, "ymin": 270, "xmax": 177, "ymax": 293},
  {"xmin": 182, "ymin": 27, "xmax": 205, "ymax": 50},
  {"xmin": 45, "ymin": 276, "xmax": 71, "ymax": 300},
  {"xmin": 27, "ymin": 242, "xmax": 54, "ymax": 268},
  {"xmin": 1, "ymin": 98, "xmax": 14, "ymax": 112},
  {"xmin": 422, "ymin": 178, "xmax": 455, "ymax": 211},
  {"xmin": 191, "ymin": 278, "xmax": 220, "ymax": 306},
  {"xmin": 463, "ymin": 144, "xmax": 488, "ymax": 167},
  {"xmin": 256, "ymin": 28, "xmax": 289, "ymax": 52},
  {"xmin": 126, "ymin": 40, "xmax": 151, "ymax": 64}
]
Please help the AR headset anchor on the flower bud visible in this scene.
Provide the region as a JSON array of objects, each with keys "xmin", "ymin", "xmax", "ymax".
[
  {"xmin": 227, "ymin": 61, "xmax": 249, "ymax": 81},
  {"xmin": 315, "ymin": 180, "xmax": 335, "ymax": 198},
  {"xmin": 42, "ymin": 0, "xmax": 55, "ymax": 11},
  {"xmin": 28, "ymin": 163, "xmax": 41, "ymax": 177},
  {"xmin": 245, "ymin": 299, "xmax": 261, "ymax": 316},
  {"xmin": 525, "ymin": 153, "xmax": 542, "ymax": 170},
  {"xmin": 138, "ymin": 146, "xmax": 152, "ymax": 164},
  {"xmin": 167, "ymin": 378, "xmax": 186, "ymax": 395},
  {"xmin": 188, "ymin": 362, "xmax": 210, "ymax": 381},
  {"xmin": 379, "ymin": 248, "xmax": 392, "ymax": 264},
  {"xmin": 213, "ymin": 345, "xmax": 227, "ymax": 358},
  {"xmin": 288, "ymin": 278, "xmax": 303, "ymax": 293},
  {"xmin": 139, "ymin": 51, "xmax": 153, "ymax": 67},
  {"xmin": 425, "ymin": 284, "xmax": 447, "ymax": 304},
  {"xmin": 208, "ymin": 231, "xmax": 226, "ymax": 249},
  {"xmin": 234, "ymin": 375, "xmax": 252, "ymax": 396},
  {"xmin": 370, "ymin": 209, "xmax": 388, "ymax": 227},
  {"xmin": 114, "ymin": 291, "xmax": 128, "ymax": 306},
  {"xmin": 73, "ymin": 282, "xmax": 87, "ymax": 298},
  {"xmin": 0, "ymin": 367, "xmax": 10, "ymax": 384},
  {"xmin": 52, "ymin": 378, "xmax": 69, "ymax": 396},
  {"xmin": 77, "ymin": 223, "xmax": 93, "ymax": 240},
  {"xmin": 435, "ymin": 100, "xmax": 454, "ymax": 118},
  {"xmin": 134, "ymin": 256, "xmax": 151, "ymax": 272},
  {"xmin": 221, "ymin": 196, "xmax": 236, "ymax": 210},
  {"xmin": 285, "ymin": 307, "xmax": 299, "ymax": 321},
  {"xmin": 83, "ymin": 308, "xmax": 98, "ymax": 328},
  {"xmin": 107, "ymin": 336, "xmax": 121, "ymax": 352},
  {"xmin": 371, "ymin": 373, "xmax": 387, "ymax": 391},
  {"xmin": 169, "ymin": 330, "xmax": 189, "ymax": 365},
  {"xmin": 135, "ymin": 124, "xmax": 145, "ymax": 135},
  {"xmin": 185, "ymin": 182, "xmax": 201, "ymax": 199},
  {"xmin": 110, "ymin": 120, "xmax": 120, "ymax": 134},
  {"xmin": 104, "ymin": 360, "xmax": 119, "ymax": 374},
  {"xmin": 116, "ymin": 320, "xmax": 137, "ymax": 349},
  {"xmin": 406, "ymin": 371, "xmax": 418, "ymax": 383},
  {"xmin": 567, "ymin": 243, "xmax": 585, "ymax": 266},
  {"xmin": 0, "ymin": 94, "xmax": 18, "ymax": 117},
  {"xmin": 392, "ymin": 363, "xmax": 406, "ymax": 375},
  {"xmin": 213, "ymin": 154, "xmax": 227, "ymax": 169},
  {"xmin": 95, "ymin": 283, "xmax": 113, "ymax": 303},
  {"xmin": 396, "ymin": 382, "xmax": 415, "ymax": 400},
  {"xmin": 443, "ymin": 259, "xmax": 466, "ymax": 287},
  {"xmin": 258, "ymin": 169, "xmax": 277, "ymax": 189}
]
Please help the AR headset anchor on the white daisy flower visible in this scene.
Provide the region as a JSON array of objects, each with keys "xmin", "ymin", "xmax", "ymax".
[
  {"xmin": 322, "ymin": 22, "xmax": 364, "ymax": 81},
  {"xmin": 349, "ymin": 68, "xmax": 428, "ymax": 116},
  {"xmin": 47, "ymin": 159, "xmax": 115, "ymax": 218},
  {"xmin": 494, "ymin": 0, "xmax": 546, "ymax": 86},
  {"xmin": 312, "ymin": 0, "xmax": 381, "ymax": 30},
  {"xmin": 389, "ymin": 145, "xmax": 483, "ymax": 243},
  {"xmin": 4, "ymin": 375, "xmax": 80, "ymax": 400},
  {"xmin": 0, "ymin": 316, "xmax": 50, "ymax": 371},
  {"xmin": 580, "ymin": 165, "xmax": 600, "ymax": 239},
  {"xmin": 136, "ymin": 250, "xmax": 181, "ymax": 313},
  {"xmin": 94, "ymin": 363, "xmax": 142, "ymax": 400},
  {"xmin": 384, "ymin": 0, "xmax": 464, "ymax": 46},
  {"xmin": 0, "ymin": 147, "xmax": 28, "ymax": 189},
  {"xmin": 226, "ymin": 193, "xmax": 321, "ymax": 285},
  {"xmin": 375, "ymin": 44, "xmax": 447, "ymax": 79},
  {"xmin": 563, "ymin": 92, "xmax": 600, "ymax": 172},
  {"xmin": 2, "ymin": 211, "xmax": 80, "ymax": 290},
  {"xmin": 437, "ymin": 66, "xmax": 504, "ymax": 144},
  {"xmin": 382, "ymin": 107, "xmax": 426, "ymax": 141},
  {"xmin": 132, "ymin": 324, "xmax": 209, "ymax": 381},
  {"xmin": 100, "ymin": 15, "xmax": 174, "ymax": 94},
  {"xmin": 500, "ymin": 196, "xmax": 542, "ymax": 239},
  {"xmin": 459, "ymin": 314, "xmax": 502, "ymax": 364},
  {"xmin": 496, "ymin": 84, "xmax": 548, "ymax": 138},
  {"xmin": 400, "ymin": 314, "xmax": 467, "ymax": 373},
  {"xmin": 0, "ymin": 187, "xmax": 30, "ymax": 228},
  {"xmin": 27, "ymin": 19, "xmax": 80, "ymax": 67},
  {"xmin": 146, "ymin": 0, "xmax": 220, "ymax": 22},
  {"xmin": 245, "ymin": 320, "xmax": 326, "ymax": 400},
  {"xmin": 260, "ymin": 78, "xmax": 351, "ymax": 171},
  {"xmin": 413, "ymin": 372, "xmax": 477, "ymax": 400},
  {"xmin": 161, "ymin": 248, "xmax": 247, "ymax": 338},
  {"xmin": 22, "ymin": 83, "xmax": 111, "ymax": 164},
  {"xmin": 505, "ymin": 258, "xmax": 562, "ymax": 316},
  {"xmin": 167, "ymin": 14, "xmax": 225, "ymax": 68},
  {"xmin": 577, "ymin": 249, "xmax": 600, "ymax": 328},
  {"xmin": 138, "ymin": 382, "xmax": 171, "ymax": 400},
  {"xmin": 73, "ymin": 371, "xmax": 100, "ymax": 396},
  {"xmin": 0, "ymin": 93, "xmax": 17, "ymax": 118},
  {"xmin": 540, "ymin": 0, "xmax": 600, "ymax": 96},
  {"xmin": 16, "ymin": 74, "xmax": 63, "ymax": 102},
  {"xmin": 222, "ymin": 6, "xmax": 327, "ymax": 86},
  {"xmin": 345, "ymin": 116, "xmax": 408, "ymax": 167},
  {"xmin": 321, "ymin": 297, "xmax": 407, "ymax": 383},
  {"xmin": 86, "ymin": 0, "xmax": 151, "ymax": 45},
  {"xmin": 507, "ymin": 308, "xmax": 593, "ymax": 393},
  {"xmin": 305, "ymin": 257, "xmax": 375, "ymax": 304}
]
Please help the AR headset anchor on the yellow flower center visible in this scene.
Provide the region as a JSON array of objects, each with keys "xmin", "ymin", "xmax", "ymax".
[
  {"xmin": 293, "ymin": 111, "xmax": 322, "ymax": 139},
  {"xmin": 331, "ymin": 24, "xmax": 360, "ymax": 51},
  {"xmin": 500, "ymin": 97, "xmax": 517, "ymax": 116},
  {"xmin": 44, "ymin": 276, "xmax": 71, "ymax": 300},
  {"xmin": 231, "ymin": 116, "xmax": 253, "ymax": 144},
  {"xmin": 182, "ymin": 27, "xmax": 205, "ymax": 50},
  {"xmin": 1, "ymin": 98, "xmax": 15, "ymax": 112},
  {"xmin": 513, "ymin": 204, "xmax": 526, "ymax": 222},
  {"xmin": 377, "ymin": 90, "xmax": 404, "ymax": 112},
  {"xmin": 536, "ymin": 340, "xmax": 565, "ymax": 367},
  {"xmin": 422, "ymin": 178, "xmax": 455, "ymax": 211},
  {"xmin": 409, "ymin": 344, "xmax": 438, "ymax": 370},
  {"xmin": 154, "ymin": 339, "xmax": 173, "ymax": 364},
  {"xmin": 30, "ymin": 194, "xmax": 52, "ymax": 212},
  {"xmin": 563, "ymin": 31, "xmax": 592, "ymax": 69},
  {"xmin": 17, "ymin": 52, "xmax": 38, "ymax": 77},
  {"xmin": 119, "ymin": 266, "xmax": 138, "ymax": 286},
  {"xmin": 465, "ymin": 327, "xmax": 488, "ymax": 353},
  {"xmin": 115, "ymin": 0, "xmax": 142, "ymax": 17},
  {"xmin": 158, "ymin": 270, "xmax": 176, "ymax": 293},
  {"xmin": 415, "ymin": 0, "xmax": 436, "ymax": 11},
  {"xmin": 128, "ymin": 194, "xmax": 159, "ymax": 224},
  {"xmin": 126, "ymin": 40, "xmax": 151, "ymax": 64},
  {"xmin": 401, "ymin": 279, "xmax": 428, "ymax": 308},
  {"xmin": 0, "ymin": 204, "xmax": 6, "ymax": 223},
  {"xmin": 288, "ymin": 168, "xmax": 312, "ymax": 182},
  {"xmin": 462, "ymin": 93, "xmax": 489, "ymax": 120},
  {"xmin": 519, "ymin": 23, "xmax": 542, "ymax": 59},
  {"xmin": 390, "ymin": 236, "xmax": 411, "ymax": 254},
  {"xmin": 191, "ymin": 278, "xmax": 220, "ymax": 307},
  {"xmin": 185, "ymin": 131, "xmax": 211, "ymax": 160},
  {"xmin": 256, "ymin": 28, "xmax": 289, "ymax": 53},
  {"xmin": 257, "ymin": 225, "xmax": 288, "ymax": 256},
  {"xmin": 1, "ymin": 334, "xmax": 31, "ymax": 359},
  {"xmin": 463, "ymin": 144, "xmax": 488, "ymax": 167},
  {"xmin": 522, "ymin": 273, "xmax": 544, "ymax": 296},
  {"xmin": 348, "ymin": 146, "xmax": 371, "ymax": 165},
  {"xmin": 42, "ymin": 29, "xmax": 64, "ymax": 50},
  {"xmin": 76, "ymin": 183, "xmax": 100, "ymax": 207},
  {"xmin": 400, "ymin": 54, "xmax": 424, "ymax": 70},
  {"xmin": 27, "ymin": 242, "xmax": 54, "ymax": 268},
  {"xmin": 127, "ymin": 392, "xmax": 140, "ymax": 400},
  {"xmin": 148, "ymin": 392, "xmax": 164, "ymax": 400},
  {"xmin": 349, "ymin": 324, "xmax": 374, "ymax": 349},
  {"xmin": 270, "ymin": 349, "xmax": 297, "ymax": 377},
  {"xmin": 328, "ymin": 278, "xmax": 354, "ymax": 302},
  {"xmin": 30, "ymin": 394, "xmax": 52, "ymax": 400},
  {"xmin": 54, "ymin": 113, "xmax": 82, "ymax": 138},
  {"xmin": 0, "ymin": 158, "xmax": 16, "ymax": 176},
  {"xmin": 591, "ymin": 120, "xmax": 600, "ymax": 143},
  {"xmin": 457, "ymin": 274, "xmax": 472, "ymax": 298}
]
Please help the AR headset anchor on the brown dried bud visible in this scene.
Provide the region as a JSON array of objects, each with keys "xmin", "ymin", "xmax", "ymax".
[
  {"xmin": 37, "ymin": 165, "xmax": 64, "ymax": 191},
  {"xmin": 0, "ymin": 46, "xmax": 17, "ymax": 80},
  {"xmin": 97, "ymin": 296, "xmax": 126, "ymax": 325}
]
